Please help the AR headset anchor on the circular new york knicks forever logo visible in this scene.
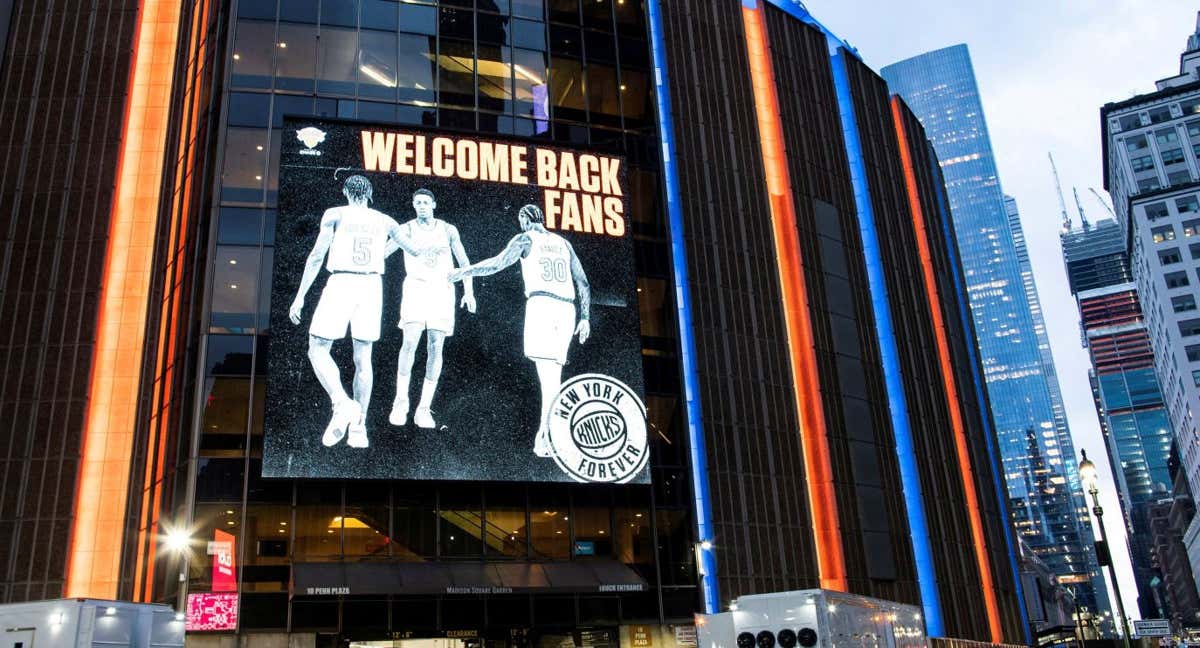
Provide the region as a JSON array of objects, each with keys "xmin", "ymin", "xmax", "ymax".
[{"xmin": 548, "ymin": 374, "xmax": 648, "ymax": 483}]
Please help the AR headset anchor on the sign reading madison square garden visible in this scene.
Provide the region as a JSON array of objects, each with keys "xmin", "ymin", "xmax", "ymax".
[{"xmin": 262, "ymin": 118, "xmax": 648, "ymax": 484}]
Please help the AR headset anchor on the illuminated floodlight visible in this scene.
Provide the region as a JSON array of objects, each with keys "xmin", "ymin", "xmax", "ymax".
[
  {"xmin": 699, "ymin": 540, "xmax": 713, "ymax": 551},
  {"xmin": 105, "ymin": 607, "xmax": 117, "ymax": 616},
  {"xmin": 164, "ymin": 528, "xmax": 190, "ymax": 553}
]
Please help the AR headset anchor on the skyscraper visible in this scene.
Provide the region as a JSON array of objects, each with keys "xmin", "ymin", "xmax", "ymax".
[
  {"xmin": 883, "ymin": 45, "xmax": 1107, "ymax": 619},
  {"xmin": 1061, "ymin": 218, "xmax": 1173, "ymax": 619}
]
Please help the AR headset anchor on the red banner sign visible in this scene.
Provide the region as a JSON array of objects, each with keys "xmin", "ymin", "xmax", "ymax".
[{"xmin": 212, "ymin": 529, "xmax": 236, "ymax": 592}]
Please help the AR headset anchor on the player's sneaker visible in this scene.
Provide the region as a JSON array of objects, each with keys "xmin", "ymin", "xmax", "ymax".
[
  {"xmin": 389, "ymin": 399, "xmax": 409, "ymax": 426},
  {"xmin": 322, "ymin": 400, "xmax": 361, "ymax": 447},
  {"xmin": 413, "ymin": 406, "xmax": 436, "ymax": 429},
  {"xmin": 347, "ymin": 414, "xmax": 369, "ymax": 448},
  {"xmin": 533, "ymin": 425, "xmax": 554, "ymax": 457}
]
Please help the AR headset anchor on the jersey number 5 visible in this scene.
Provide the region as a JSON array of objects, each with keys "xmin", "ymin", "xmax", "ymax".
[
  {"xmin": 352, "ymin": 237, "xmax": 372, "ymax": 265},
  {"xmin": 539, "ymin": 257, "xmax": 569, "ymax": 282}
]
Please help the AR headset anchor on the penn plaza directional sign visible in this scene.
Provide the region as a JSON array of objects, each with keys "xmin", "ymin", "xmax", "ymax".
[{"xmin": 1133, "ymin": 618, "xmax": 1172, "ymax": 637}]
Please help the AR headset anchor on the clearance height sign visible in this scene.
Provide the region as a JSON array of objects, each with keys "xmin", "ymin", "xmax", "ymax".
[{"xmin": 262, "ymin": 118, "xmax": 648, "ymax": 484}]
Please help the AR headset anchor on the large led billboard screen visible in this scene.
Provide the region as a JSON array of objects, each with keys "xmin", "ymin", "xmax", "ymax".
[{"xmin": 262, "ymin": 118, "xmax": 647, "ymax": 484}]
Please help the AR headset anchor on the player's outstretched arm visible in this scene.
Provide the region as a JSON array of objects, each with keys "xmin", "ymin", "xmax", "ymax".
[
  {"xmin": 290, "ymin": 209, "xmax": 337, "ymax": 324},
  {"xmin": 384, "ymin": 219, "xmax": 421, "ymax": 258},
  {"xmin": 447, "ymin": 233, "xmax": 530, "ymax": 282},
  {"xmin": 569, "ymin": 243, "xmax": 591, "ymax": 343},
  {"xmin": 447, "ymin": 224, "xmax": 476, "ymax": 312}
]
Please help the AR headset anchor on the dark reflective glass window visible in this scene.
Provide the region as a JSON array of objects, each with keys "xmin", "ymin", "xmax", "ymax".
[
  {"xmin": 441, "ymin": 0, "xmax": 473, "ymax": 8},
  {"xmin": 291, "ymin": 599, "xmax": 338, "ymax": 631},
  {"xmin": 258, "ymin": 248, "xmax": 274, "ymax": 332},
  {"xmin": 317, "ymin": 27, "xmax": 358, "ymax": 95},
  {"xmin": 320, "ymin": 0, "xmax": 359, "ymax": 26},
  {"xmin": 200, "ymin": 378, "xmax": 250, "ymax": 455},
  {"xmin": 549, "ymin": 57, "xmax": 585, "ymax": 121},
  {"xmin": 438, "ymin": 39, "xmax": 477, "ymax": 108},
  {"xmin": 582, "ymin": 0, "xmax": 612, "ymax": 27},
  {"xmin": 511, "ymin": 18, "xmax": 546, "ymax": 50},
  {"xmin": 439, "ymin": 107, "xmax": 476, "ymax": 129},
  {"xmin": 218, "ymin": 208, "xmax": 265, "ymax": 245},
  {"xmin": 196, "ymin": 458, "xmax": 246, "ymax": 501},
  {"xmin": 618, "ymin": 36, "xmax": 648, "ymax": 68},
  {"xmin": 485, "ymin": 487, "xmax": 527, "ymax": 558},
  {"xmin": 614, "ymin": 0, "xmax": 644, "ymax": 34},
  {"xmin": 398, "ymin": 34, "xmax": 437, "ymax": 103},
  {"xmin": 240, "ymin": 594, "xmax": 288, "ymax": 628},
  {"xmin": 280, "ymin": 0, "xmax": 319, "ymax": 22},
  {"xmin": 221, "ymin": 128, "xmax": 269, "ymax": 202},
  {"xmin": 362, "ymin": 0, "xmax": 397, "ymax": 30},
  {"xmin": 440, "ymin": 486, "xmax": 484, "ymax": 557},
  {"xmin": 512, "ymin": 0, "xmax": 542, "ymax": 20},
  {"xmin": 440, "ymin": 7, "xmax": 474, "ymax": 40},
  {"xmin": 239, "ymin": 0, "xmax": 277, "ymax": 19},
  {"xmin": 480, "ymin": 0, "xmax": 510, "ymax": 14},
  {"xmin": 398, "ymin": 103, "xmax": 437, "ymax": 126},
  {"xmin": 275, "ymin": 23, "xmax": 318, "ymax": 91},
  {"xmin": 477, "ymin": 44, "xmax": 512, "ymax": 113},
  {"xmin": 549, "ymin": 0, "xmax": 578, "ymax": 24},
  {"xmin": 587, "ymin": 62, "xmax": 621, "ymax": 127},
  {"xmin": 529, "ymin": 491, "xmax": 569, "ymax": 559},
  {"xmin": 232, "ymin": 21, "xmax": 275, "ymax": 88},
  {"xmin": 344, "ymin": 483, "xmax": 390, "ymax": 558},
  {"xmin": 272, "ymin": 95, "xmax": 313, "ymax": 127},
  {"xmin": 295, "ymin": 484, "xmax": 343, "ymax": 560},
  {"xmin": 619, "ymin": 67, "xmax": 649, "ymax": 127},
  {"xmin": 342, "ymin": 598, "xmax": 388, "ymax": 634},
  {"xmin": 584, "ymin": 29, "xmax": 615, "ymax": 63},
  {"xmin": 399, "ymin": 2, "xmax": 437, "ymax": 35},
  {"xmin": 550, "ymin": 24, "xmax": 580, "ymax": 57},
  {"xmin": 359, "ymin": 30, "xmax": 399, "ymax": 100},
  {"xmin": 513, "ymin": 48, "xmax": 547, "ymax": 121},
  {"xmin": 359, "ymin": 100, "xmax": 397, "ymax": 122},
  {"xmin": 477, "ymin": 12, "xmax": 510, "ymax": 45},
  {"xmin": 393, "ymin": 486, "xmax": 436, "ymax": 559},
  {"xmin": 212, "ymin": 246, "xmax": 261, "ymax": 332},
  {"xmin": 206, "ymin": 335, "xmax": 254, "ymax": 376},
  {"xmin": 229, "ymin": 92, "xmax": 271, "ymax": 127}
]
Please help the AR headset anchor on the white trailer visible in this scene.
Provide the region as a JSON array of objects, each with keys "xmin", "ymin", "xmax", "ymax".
[
  {"xmin": 697, "ymin": 589, "xmax": 926, "ymax": 648},
  {"xmin": 0, "ymin": 599, "xmax": 184, "ymax": 648}
]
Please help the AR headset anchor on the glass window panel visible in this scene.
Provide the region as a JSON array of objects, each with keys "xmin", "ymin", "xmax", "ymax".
[
  {"xmin": 358, "ymin": 100, "xmax": 398, "ymax": 122},
  {"xmin": 294, "ymin": 484, "xmax": 342, "ymax": 560},
  {"xmin": 271, "ymin": 94, "xmax": 313, "ymax": 127},
  {"xmin": 359, "ymin": 30, "xmax": 399, "ymax": 100},
  {"xmin": 613, "ymin": 504, "xmax": 651, "ymax": 567},
  {"xmin": 344, "ymin": 483, "xmax": 390, "ymax": 558},
  {"xmin": 317, "ymin": 26, "xmax": 358, "ymax": 94},
  {"xmin": 618, "ymin": 36, "xmax": 648, "ymax": 68},
  {"xmin": 550, "ymin": 24, "xmax": 580, "ymax": 57},
  {"xmin": 229, "ymin": 92, "xmax": 271, "ymax": 127},
  {"xmin": 212, "ymin": 246, "xmax": 261, "ymax": 333},
  {"xmin": 512, "ymin": 0, "xmax": 543, "ymax": 20},
  {"xmin": 549, "ymin": 57, "xmax": 586, "ymax": 121},
  {"xmin": 438, "ymin": 39, "xmax": 477, "ymax": 108},
  {"xmin": 440, "ymin": 7, "xmax": 474, "ymax": 40},
  {"xmin": 619, "ymin": 68, "xmax": 649, "ymax": 126},
  {"xmin": 398, "ymin": 34, "xmax": 437, "ymax": 104},
  {"xmin": 258, "ymin": 248, "xmax": 274, "ymax": 333},
  {"xmin": 206, "ymin": 335, "xmax": 254, "ymax": 376},
  {"xmin": 479, "ymin": 0, "xmax": 510, "ymax": 14},
  {"xmin": 441, "ymin": 0, "xmax": 473, "ymax": 8},
  {"xmin": 439, "ymin": 107, "xmax": 476, "ymax": 129},
  {"xmin": 190, "ymin": 504, "xmax": 243, "ymax": 589},
  {"xmin": 239, "ymin": 0, "xmax": 277, "ymax": 19},
  {"xmin": 218, "ymin": 208, "xmax": 265, "ymax": 245},
  {"xmin": 246, "ymin": 458, "xmax": 292, "ymax": 502},
  {"xmin": 637, "ymin": 278, "xmax": 669, "ymax": 338},
  {"xmin": 584, "ymin": 29, "xmax": 615, "ymax": 62},
  {"xmin": 280, "ymin": 0, "xmax": 319, "ymax": 22},
  {"xmin": 321, "ymin": 0, "xmax": 359, "ymax": 26},
  {"xmin": 549, "ymin": 0, "xmax": 578, "ymax": 23},
  {"xmin": 614, "ymin": 0, "xmax": 644, "ymax": 34},
  {"xmin": 477, "ymin": 12, "xmax": 511, "ymax": 45},
  {"xmin": 586, "ymin": 62, "xmax": 621, "ymax": 127},
  {"xmin": 398, "ymin": 102, "xmax": 438, "ymax": 125},
  {"xmin": 477, "ymin": 44, "xmax": 513, "ymax": 113},
  {"xmin": 514, "ymin": 48, "xmax": 548, "ymax": 126},
  {"xmin": 572, "ymin": 491, "xmax": 611, "ymax": 555},
  {"xmin": 512, "ymin": 18, "xmax": 546, "ymax": 50},
  {"xmin": 393, "ymin": 486, "xmax": 437, "ymax": 559},
  {"xmin": 582, "ymin": 0, "xmax": 611, "ymax": 27},
  {"xmin": 196, "ymin": 458, "xmax": 246, "ymax": 502},
  {"xmin": 399, "ymin": 2, "xmax": 437, "ymax": 35},
  {"xmin": 362, "ymin": 0, "xmax": 397, "ymax": 30},
  {"xmin": 485, "ymin": 487, "xmax": 527, "ymax": 558},
  {"xmin": 266, "ymin": 129, "xmax": 282, "ymax": 205},
  {"xmin": 232, "ymin": 21, "xmax": 275, "ymax": 88},
  {"xmin": 274, "ymin": 23, "xmax": 317, "ymax": 91},
  {"xmin": 200, "ymin": 378, "xmax": 250, "ymax": 455},
  {"xmin": 440, "ymin": 487, "xmax": 484, "ymax": 557},
  {"xmin": 529, "ymin": 491, "xmax": 569, "ymax": 559}
]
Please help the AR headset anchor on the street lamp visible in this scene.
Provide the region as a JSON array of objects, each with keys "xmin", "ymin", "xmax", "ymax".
[
  {"xmin": 1078, "ymin": 449, "xmax": 1131, "ymax": 647},
  {"xmin": 162, "ymin": 526, "xmax": 192, "ymax": 616}
]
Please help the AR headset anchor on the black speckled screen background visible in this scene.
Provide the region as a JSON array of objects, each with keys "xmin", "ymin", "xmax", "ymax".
[{"xmin": 262, "ymin": 117, "xmax": 646, "ymax": 483}]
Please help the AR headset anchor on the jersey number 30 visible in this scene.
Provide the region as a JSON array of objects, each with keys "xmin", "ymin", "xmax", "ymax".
[
  {"xmin": 539, "ymin": 257, "xmax": 569, "ymax": 282},
  {"xmin": 352, "ymin": 237, "xmax": 372, "ymax": 265}
]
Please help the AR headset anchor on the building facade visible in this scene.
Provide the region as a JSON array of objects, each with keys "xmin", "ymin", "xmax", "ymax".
[
  {"xmin": 1101, "ymin": 14, "xmax": 1200, "ymax": 595},
  {"xmin": 1060, "ymin": 218, "xmax": 1173, "ymax": 620},
  {"xmin": 0, "ymin": 0, "xmax": 1027, "ymax": 645},
  {"xmin": 882, "ymin": 44, "xmax": 1107, "ymax": 620}
]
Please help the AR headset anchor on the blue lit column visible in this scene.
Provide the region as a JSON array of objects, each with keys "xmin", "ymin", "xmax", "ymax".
[{"xmin": 645, "ymin": 0, "xmax": 719, "ymax": 614}]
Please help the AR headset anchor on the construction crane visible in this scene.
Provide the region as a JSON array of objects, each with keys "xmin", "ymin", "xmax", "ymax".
[
  {"xmin": 1049, "ymin": 152, "xmax": 1071, "ymax": 232},
  {"xmin": 1089, "ymin": 187, "xmax": 1118, "ymax": 219},
  {"xmin": 1072, "ymin": 187, "xmax": 1090, "ymax": 229}
]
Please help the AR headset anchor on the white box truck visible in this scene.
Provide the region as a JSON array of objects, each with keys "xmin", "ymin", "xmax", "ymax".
[{"xmin": 0, "ymin": 599, "xmax": 184, "ymax": 648}]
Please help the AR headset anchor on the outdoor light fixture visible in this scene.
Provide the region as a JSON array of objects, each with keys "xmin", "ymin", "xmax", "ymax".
[
  {"xmin": 1078, "ymin": 450, "xmax": 1098, "ymax": 493},
  {"xmin": 164, "ymin": 528, "xmax": 190, "ymax": 553}
]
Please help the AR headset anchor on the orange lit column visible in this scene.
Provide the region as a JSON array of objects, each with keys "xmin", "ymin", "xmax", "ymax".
[
  {"xmin": 66, "ymin": 0, "xmax": 181, "ymax": 599},
  {"xmin": 740, "ymin": 0, "xmax": 846, "ymax": 591},
  {"xmin": 890, "ymin": 96, "xmax": 1003, "ymax": 642}
]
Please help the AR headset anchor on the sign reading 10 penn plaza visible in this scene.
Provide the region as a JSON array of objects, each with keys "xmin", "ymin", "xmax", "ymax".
[{"xmin": 262, "ymin": 118, "xmax": 648, "ymax": 484}]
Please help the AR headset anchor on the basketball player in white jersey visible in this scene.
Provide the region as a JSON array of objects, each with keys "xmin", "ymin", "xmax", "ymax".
[
  {"xmin": 389, "ymin": 188, "xmax": 476, "ymax": 429},
  {"xmin": 448, "ymin": 204, "xmax": 590, "ymax": 457},
  {"xmin": 288, "ymin": 175, "xmax": 417, "ymax": 449}
]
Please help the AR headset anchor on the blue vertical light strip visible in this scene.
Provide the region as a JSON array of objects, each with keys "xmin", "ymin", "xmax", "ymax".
[
  {"xmin": 645, "ymin": 0, "xmax": 719, "ymax": 615},
  {"xmin": 829, "ymin": 50, "xmax": 943, "ymax": 635},
  {"xmin": 928, "ymin": 152, "xmax": 1032, "ymax": 644}
]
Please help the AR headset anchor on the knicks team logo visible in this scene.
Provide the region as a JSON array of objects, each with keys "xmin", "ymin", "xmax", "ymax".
[
  {"xmin": 296, "ymin": 127, "xmax": 326, "ymax": 156},
  {"xmin": 548, "ymin": 374, "xmax": 648, "ymax": 483}
]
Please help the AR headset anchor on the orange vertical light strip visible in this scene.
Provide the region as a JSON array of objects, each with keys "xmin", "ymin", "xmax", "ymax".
[
  {"xmin": 66, "ymin": 0, "xmax": 182, "ymax": 599},
  {"xmin": 740, "ymin": 2, "xmax": 846, "ymax": 591},
  {"xmin": 890, "ymin": 96, "xmax": 1003, "ymax": 642}
]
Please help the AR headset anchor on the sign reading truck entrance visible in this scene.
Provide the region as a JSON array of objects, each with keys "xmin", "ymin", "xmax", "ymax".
[{"xmin": 262, "ymin": 118, "xmax": 648, "ymax": 484}]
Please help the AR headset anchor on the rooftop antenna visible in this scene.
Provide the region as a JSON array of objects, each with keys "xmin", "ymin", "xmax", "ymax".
[
  {"xmin": 1089, "ymin": 187, "xmax": 1118, "ymax": 219},
  {"xmin": 1072, "ymin": 187, "xmax": 1090, "ymax": 229},
  {"xmin": 1049, "ymin": 152, "xmax": 1071, "ymax": 232}
]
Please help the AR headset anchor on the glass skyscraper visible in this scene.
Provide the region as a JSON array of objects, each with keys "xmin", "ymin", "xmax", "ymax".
[
  {"xmin": 1061, "ymin": 218, "xmax": 1174, "ymax": 618},
  {"xmin": 883, "ymin": 44, "xmax": 1108, "ymax": 618}
]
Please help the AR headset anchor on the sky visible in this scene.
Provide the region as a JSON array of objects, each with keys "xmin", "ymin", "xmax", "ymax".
[{"xmin": 801, "ymin": 0, "xmax": 1200, "ymax": 627}]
